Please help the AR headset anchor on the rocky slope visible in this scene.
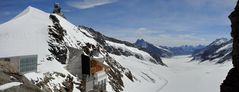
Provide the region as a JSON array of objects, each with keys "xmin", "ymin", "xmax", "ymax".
[
  {"xmin": 191, "ymin": 38, "xmax": 232, "ymax": 63},
  {"xmin": 135, "ymin": 39, "xmax": 173, "ymax": 58},
  {"xmin": 0, "ymin": 61, "xmax": 43, "ymax": 92},
  {"xmin": 79, "ymin": 30, "xmax": 165, "ymax": 65}
]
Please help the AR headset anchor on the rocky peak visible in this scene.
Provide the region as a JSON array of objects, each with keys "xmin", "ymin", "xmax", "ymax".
[
  {"xmin": 135, "ymin": 39, "xmax": 148, "ymax": 48},
  {"xmin": 135, "ymin": 39, "xmax": 173, "ymax": 58},
  {"xmin": 136, "ymin": 39, "xmax": 145, "ymax": 42}
]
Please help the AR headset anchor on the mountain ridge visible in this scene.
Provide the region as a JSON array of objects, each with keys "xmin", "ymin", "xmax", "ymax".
[
  {"xmin": 135, "ymin": 39, "xmax": 173, "ymax": 58},
  {"xmin": 134, "ymin": 39, "xmax": 205, "ymax": 58},
  {"xmin": 0, "ymin": 6, "xmax": 167, "ymax": 92},
  {"xmin": 191, "ymin": 38, "xmax": 232, "ymax": 63}
]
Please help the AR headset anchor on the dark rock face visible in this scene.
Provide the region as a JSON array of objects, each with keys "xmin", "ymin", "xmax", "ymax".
[
  {"xmin": 221, "ymin": 68, "xmax": 239, "ymax": 92},
  {"xmin": 105, "ymin": 54, "xmax": 136, "ymax": 92},
  {"xmin": 229, "ymin": 1, "xmax": 239, "ymax": 70},
  {"xmin": 221, "ymin": 1, "xmax": 239, "ymax": 92},
  {"xmin": 48, "ymin": 14, "xmax": 67, "ymax": 64},
  {"xmin": 78, "ymin": 26, "xmax": 106, "ymax": 46}
]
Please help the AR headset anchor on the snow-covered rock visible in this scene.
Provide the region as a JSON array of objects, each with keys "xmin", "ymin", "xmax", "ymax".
[
  {"xmin": 80, "ymin": 26, "xmax": 165, "ymax": 65},
  {"xmin": 191, "ymin": 38, "xmax": 232, "ymax": 63},
  {"xmin": 135, "ymin": 39, "xmax": 173, "ymax": 58}
]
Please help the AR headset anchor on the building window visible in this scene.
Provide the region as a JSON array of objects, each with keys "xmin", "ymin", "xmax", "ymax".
[
  {"xmin": 104, "ymin": 79, "xmax": 106, "ymax": 84},
  {"xmin": 20, "ymin": 55, "xmax": 37, "ymax": 73}
]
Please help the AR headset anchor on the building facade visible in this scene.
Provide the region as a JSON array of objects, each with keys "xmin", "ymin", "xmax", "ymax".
[
  {"xmin": 0, "ymin": 55, "xmax": 38, "ymax": 74},
  {"xmin": 66, "ymin": 47, "xmax": 108, "ymax": 92}
]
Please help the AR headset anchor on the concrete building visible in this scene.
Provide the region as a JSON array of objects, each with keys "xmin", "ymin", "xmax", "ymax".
[
  {"xmin": 0, "ymin": 55, "xmax": 38, "ymax": 74},
  {"xmin": 66, "ymin": 47, "xmax": 84, "ymax": 78},
  {"xmin": 66, "ymin": 47, "xmax": 107, "ymax": 92}
]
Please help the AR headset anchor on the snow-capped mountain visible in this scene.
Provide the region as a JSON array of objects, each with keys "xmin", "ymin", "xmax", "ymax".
[
  {"xmin": 135, "ymin": 39, "xmax": 173, "ymax": 58},
  {"xmin": 0, "ymin": 6, "xmax": 167, "ymax": 92},
  {"xmin": 79, "ymin": 27, "xmax": 165, "ymax": 65},
  {"xmin": 134, "ymin": 39, "xmax": 205, "ymax": 58},
  {"xmin": 191, "ymin": 38, "xmax": 232, "ymax": 63},
  {"xmin": 163, "ymin": 45, "xmax": 205, "ymax": 55}
]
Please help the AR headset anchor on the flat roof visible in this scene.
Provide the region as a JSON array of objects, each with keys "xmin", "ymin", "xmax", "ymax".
[{"xmin": 0, "ymin": 54, "xmax": 37, "ymax": 59}]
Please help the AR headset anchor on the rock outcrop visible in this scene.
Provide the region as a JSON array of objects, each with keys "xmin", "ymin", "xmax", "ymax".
[
  {"xmin": 0, "ymin": 61, "xmax": 42, "ymax": 92},
  {"xmin": 221, "ymin": 1, "xmax": 239, "ymax": 92},
  {"xmin": 48, "ymin": 14, "xmax": 67, "ymax": 64}
]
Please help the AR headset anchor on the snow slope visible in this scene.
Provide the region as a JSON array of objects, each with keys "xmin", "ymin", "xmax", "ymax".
[
  {"xmin": 160, "ymin": 56, "xmax": 232, "ymax": 92},
  {"xmin": 0, "ymin": 82, "xmax": 22, "ymax": 91},
  {"xmin": 0, "ymin": 6, "xmax": 50, "ymax": 59},
  {"xmin": 105, "ymin": 55, "xmax": 232, "ymax": 92},
  {"xmin": 107, "ymin": 54, "xmax": 167, "ymax": 92},
  {"xmin": 106, "ymin": 40, "xmax": 156, "ymax": 62}
]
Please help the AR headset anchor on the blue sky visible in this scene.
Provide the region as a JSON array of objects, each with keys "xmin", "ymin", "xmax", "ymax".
[{"xmin": 0, "ymin": 0, "xmax": 237, "ymax": 46}]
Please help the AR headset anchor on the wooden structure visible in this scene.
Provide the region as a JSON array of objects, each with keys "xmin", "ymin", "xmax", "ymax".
[{"xmin": 90, "ymin": 58, "xmax": 104, "ymax": 75}]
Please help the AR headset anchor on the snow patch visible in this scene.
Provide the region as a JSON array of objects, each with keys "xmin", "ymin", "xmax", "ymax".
[
  {"xmin": 0, "ymin": 82, "xmax": 22, "ymax": 90},
  {"xmin": 216, "ymin": 43, "xmax": 232, "ymax": 53}
]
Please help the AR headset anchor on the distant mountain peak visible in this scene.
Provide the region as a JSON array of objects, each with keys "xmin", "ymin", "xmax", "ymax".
[
  {"xmin": 135, "ymin": 39, "xmax": 148, "ymax": 48},
  {"xmin": 136, "ymin": 39, "xmax": 147, "ymax": 44},
  {"xmin": 136, "ymin": 38, "xmax": 145, "ymax": 42},
  {"xmin": 135, "ymin": 39, "xmax": 173, "ymax": 58}
]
